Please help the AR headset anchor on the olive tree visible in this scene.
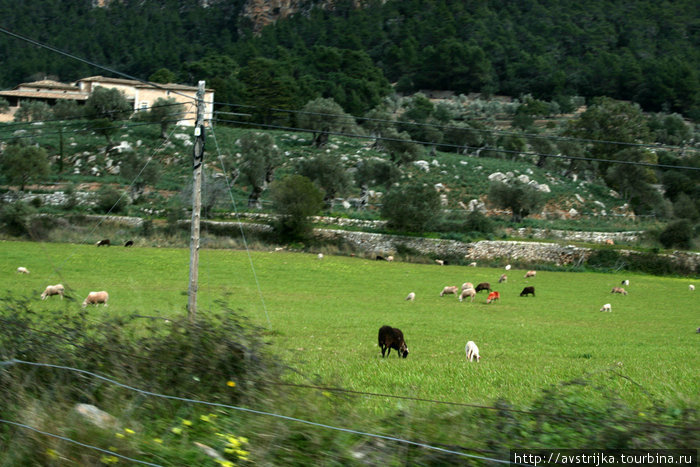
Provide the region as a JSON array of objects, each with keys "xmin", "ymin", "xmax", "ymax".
[
  {"xmin": 0, "ymin": 144, "xmax": 50, "ymax": 191},
  {"xmin": 269, "ymin": 175, "xmax": 324, "ymax": 243},
  {"xmin": 488, "ymin": 181, "xmax": 545, "ymax": 223}
]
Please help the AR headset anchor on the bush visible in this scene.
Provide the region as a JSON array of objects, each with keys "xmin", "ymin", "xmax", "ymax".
[
  {"xmin": 659, "ymin": 220, "xmax": 694, "ymax": 249},
  {"xmin": 463, "ymin": 210, "xmax": 495, "ymax": 234},
  {"xmin": 94, "ymin": 185, "xmax": 128, "ymax": 214},
  {"xmin": 381, "ymin": 183, "xmax": 441, "ymax": 233},
  {"xmin": 269, "ymin": 175, "xmax": 324, "ymax": 243},
  {"xmin": 0, "ymin": 201, "xmax": 34, "ymax": 237}
]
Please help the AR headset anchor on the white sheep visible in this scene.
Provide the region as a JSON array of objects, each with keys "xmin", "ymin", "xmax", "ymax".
[
  {"xmin": 317, "ymin": 253, "xmax": 324, "ymax": 260},
  {"xmin": 440, "ymin": 286, "xmax": 458, "ymax": 296},
  {"xmin": 461, "ymin": 282, "xmax": 474, "ymax": 291},
  {"xmin": 459, "ymin": 288, "xmax": 476, "ymax": 303},
  {"xmin": 689, "ymin": 284, "xmax": 695, "ymax": 291},
  {"xmin": 465, "ymin": 340, "xmax": 481, "ymax": 362},
  {"xmin": 435, "ymin": 259, "xmax": 445, "ymax": 266},
  {"xmin": 505, "ymin": 264, "xmax": 511, "ymax": 270},
  {"xmin": 468, "ymin": 262, "xmax": 477, "ymax": 267},
  {"xmin": 41, "ymin": 284, "xmax": 65, "ymax": 300},
  {"xmin": 621, "ymin": 279, "xmax": 630, "ymax": 286},
  {"xmin": 524, "ymin": 270, "xmax": 537, "ymax": 278},
  {"xmin": 82, "ymin": 291, "xmax": 109, "ymax": 308},
  {"xmin": 16, "ymin": 267, "xmax": 30, "ymax": 274},
  {"xmin": 386, "ymin": 255, "xmax": 394, "ymax": 262},
  {"xmin": 405, "ymin": 292, "xmax": 416, "ymax": 301},
  {"xmin": 600, "ymin": 303, "xmax": 612, "ymax": 312}
]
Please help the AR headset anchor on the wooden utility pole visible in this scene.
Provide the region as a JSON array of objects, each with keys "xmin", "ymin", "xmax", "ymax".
[{"xmin": 187, "ymin": 81, "xmax": 206, "ymax": 321}]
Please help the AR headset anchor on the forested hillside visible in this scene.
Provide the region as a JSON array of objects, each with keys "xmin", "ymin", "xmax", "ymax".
[{"xmin": 0, "ymin": 0, "xmax": 698, "ymax": 119}]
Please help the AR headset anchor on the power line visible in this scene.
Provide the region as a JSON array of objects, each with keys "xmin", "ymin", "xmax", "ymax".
[
  {"xmin": 0, "ymin": 118, "xmax": 195, "ymax": 143},
  {"xmin": 0, "ymin": 25, "xmax": 197, "ymax": 103},
  {"xmin": 215, "ymin": 102, "xmax": 700, "ymax": 154},
  {"xmin": 0, "ymin": 101, "xmax": 189, "ymax": 132},
  {"xmin": 2, "ymin": 359, "xmax": 531, "ymax": 466},
  {"xmin": 0, "ymin": 419, "xmax": 162, "ymax": 466},
  {"xmin": 209, "ymin": 123, "xmax": 272, "ymax": 328},
  {"xmin": 211, "ymin": 117, "xmax": 700, "ymax": 171}
]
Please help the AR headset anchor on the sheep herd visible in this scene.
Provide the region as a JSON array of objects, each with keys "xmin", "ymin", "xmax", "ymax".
[{"xmin": 380, "ymin": 260, "xmax": 696, "ymax": 363}]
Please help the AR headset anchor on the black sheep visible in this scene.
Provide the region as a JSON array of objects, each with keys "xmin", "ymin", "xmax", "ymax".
[
  {"xmin": 520, "ymin": 286, "xmax": 535, "ymax": 297},
  {"xmin": 96, "ymin": 239, "xmax": 110, "ymax": 247},
  {"xmin": 378, "ymin": 325, "xmax": 409, "ymax": 358},
  {"xmin": 475, "ymin": 282, "xmax": 491, "ymax": 293},
  {"xmin": 124, "ymin": 240, "xmax": 134, "ymax": 247}
]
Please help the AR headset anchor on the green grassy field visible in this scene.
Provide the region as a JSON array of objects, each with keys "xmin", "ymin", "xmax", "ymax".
[{"xmin": 3, "ymin": 239, "xmax": 698, "ymax": 410}]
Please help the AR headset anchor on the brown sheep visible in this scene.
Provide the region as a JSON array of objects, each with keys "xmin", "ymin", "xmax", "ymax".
[
  {"xmin": 524, "ymin": 270, "xmax": 536, "ymax": 278},
  {"xmin": 475, "ymin": 282, "xmax": 491, "ymax": 293},
  {"xmin": 96, "ymin": 239, "xmax": 111, "ymax": 247},
  {"xmin": 378, "ymin": 325, "xmax": 409, "ymax": 358},
  {"xmin": 611, "ymin": 287, "xmax": 628, "ymax": 295},
  {"xmin": 440, "ymin": 286, "xmax": 458, "ymax": 296}
]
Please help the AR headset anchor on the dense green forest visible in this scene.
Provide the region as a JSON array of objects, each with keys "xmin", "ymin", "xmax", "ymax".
[{"xmin": 0, "ymin": 0, "xmax": 698, "ymax": 120}]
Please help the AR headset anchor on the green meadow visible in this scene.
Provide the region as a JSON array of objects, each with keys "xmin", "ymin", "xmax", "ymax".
[{"xmin": 2, "ymin": 239, "xmax": 698, "ymax": 410}]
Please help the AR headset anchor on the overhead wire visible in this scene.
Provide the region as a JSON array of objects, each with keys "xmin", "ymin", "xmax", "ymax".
[
  {"xmin": 215, "ymin": 102, "xmax": 700, "ymax": 154},
  {"xmin": 0, "ymin": 25, "xmax": 198, "ymax": 103},
  {"xmin": 208, "ymin": 123, "xmax": 272, "ymax": 328},
  {"xmin": 211, "ymin": 116, "xmax": 700, "ymax": 171}
]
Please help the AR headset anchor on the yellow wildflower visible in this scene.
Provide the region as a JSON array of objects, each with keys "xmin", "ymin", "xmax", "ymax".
[
  {"xmin": 182, "ymin": 419, "xmax": 193, "ymax": 426},
  {"xmin": 46, "ymin": 449, "xmax": 58, "ymax": 459},
  {"xmin": 115, "ymin": 433, "xmax": 125, "ymax": 439},
  {"xmin": 239, "ymin": 436, "xmax": 248, "ymax": 444},
  {"xmin": 322, "ymin": 391, "xmax": 331, "ymax": 397},
  {"xmin": 226, "ymin": 436, "xmax": 241, "ymax": 447},
  {"xmin": 124, "ymin": 428, "xmax": 135, "ymax": 435},
  {"xmin": 171, "ymin": 427, "xmax": 182, "ymax": 435},
  {"xmin": 227, "ymin": 381, "xmax": 236, "ymax": 387},
  {"xmin": 153, "ymin": 438, "xmax": 163, "ymax": 444},
  {"xmin": 200, "ymin": 415, "xmax": 211, "ymax": 422}
]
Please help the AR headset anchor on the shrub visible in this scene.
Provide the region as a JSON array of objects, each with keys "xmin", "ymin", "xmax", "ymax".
[
  {"xmin": 659, "ymin": 219, "xmax": 694, "ymax": 249},
  {"xmin": 0, "ymin": 201, "xmax": 34, "ymax": 237},
  {"xmin": 269, "ymin": 175, "xmax": 324, "ymax": 243},
  {"xmin": 94, "ymin": 185, "xmax": 128, "ymax": 214},
  {"xmin": 381, "ymin": 183, "xmax": 441, "ymax": 233}
]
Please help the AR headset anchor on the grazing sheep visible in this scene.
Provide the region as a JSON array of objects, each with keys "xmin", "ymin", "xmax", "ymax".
[
  {"xmin": 124, "ymin": 240, "xmax": 134, "ymax": 247},
  {"xmin": 520, "ymin": 286, "xmax": 535, "ymax": 297},
  {"xmin": 621, "ymin": 279, "xmax": 629, "ymax": 286},
  {"xmin": 387, "ymin": 256, "xmax": 394, "ymax": 262},
  {"xmin": 690, "ymin": 284, "xmax": 695, "ymax": 291},
  {"xmin": 611, "ymin": 287, "xmax": 628, "ymax": 295},
  {"xmin": 440, "ymin": 286, "xmax": 459, "ymax": 296},
  {"xmin": 475, "ymin": 282, "xmax": 491, "ymax": 293},
  {"xmin": 505, "ymin": 264, "xmax": 511, "ymax": 271},
  {"xmin": 96, "ymin": 239, "xmax": 110, "ymax": 247},
  {"xmin": 524, "ymin": 270, "xmax": 536, "ymax": 278},
  {"xmin": 16, "ymin": 267, "xmax": 30, "ymax": 274},
  {"xmin": 405, "ymin": 292, "xmax": 416, "ymax": 301},
  {"xmin": 468, "ymin": 262, "xmax": 477, "ymax": 267},
  {"xmin": 461, "ymin": 282, "xmax": 474, "ymax": 291},
  {"xmin": 317, "ymin": 253, "xmax": 324, "ymax": 260},
  {"xmin": 486, "ymin": 291, "xmax": 500, "ymax": 304},
  {"xmin": 82, "ymin": 291, "xmax": 109, "ymax": 308},
  {"xmin": 465, "ymin": 340, "xmax": 481, "ymax": 362},
  {"xmin": 600, "ymin": 303, "xmax": 612, "ymax": 312},
  {"xmin": 375, "ymin": 255, "xmax": 386, "ymax": 261},
  {"xmin": 498, "ymin": 274, "xmax": 507, "ymax": 283},
  {"xmin": 378, "ymin": 325, "xmax": 409, "ymax": 358},
  {"xmin": 435, "ymin": 259, "xmax": 445, "ymax": 266},
  {"xmin": 459, "ymin": 288, "xmax": 476, "ymax": 302},
  {"xmin": 41, "ymin": 284, "xmax": 65, "ymax": 300}
]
